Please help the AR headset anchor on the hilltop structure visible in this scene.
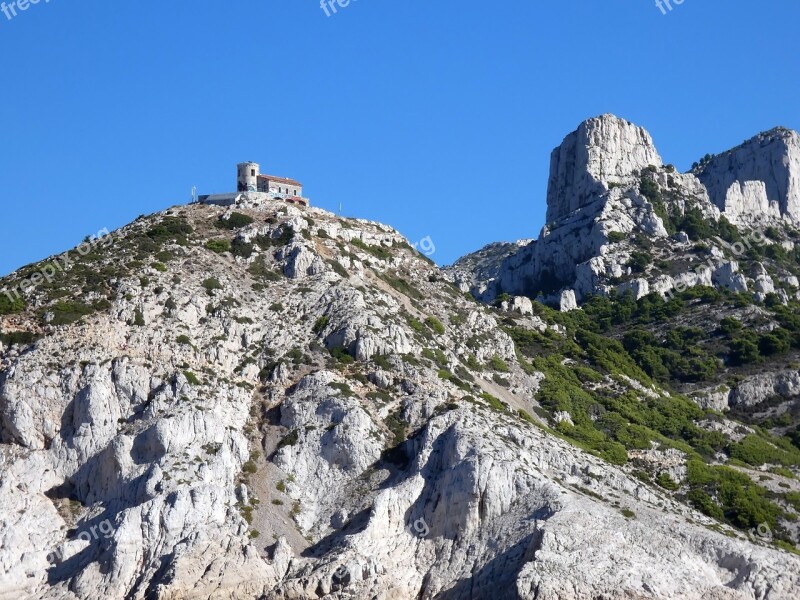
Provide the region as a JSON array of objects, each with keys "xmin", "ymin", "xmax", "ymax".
[{"xmin": 200, "ymin": 162, "xmax": 309, "ymax": 207}]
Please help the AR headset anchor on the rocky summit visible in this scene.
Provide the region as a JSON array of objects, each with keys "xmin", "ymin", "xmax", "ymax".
[{"xmin": 2, "ymin": 116, "xmax": 800, "ymax": 600}]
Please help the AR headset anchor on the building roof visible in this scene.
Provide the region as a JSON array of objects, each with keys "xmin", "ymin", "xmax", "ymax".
[{"xmin": 258, "ymin": 174, "xmax": 302, "ymax": 187}]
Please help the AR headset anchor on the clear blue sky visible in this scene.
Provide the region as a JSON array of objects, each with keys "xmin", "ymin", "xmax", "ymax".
[{"xmin": 1, "ymin": 1, "xmax": 799, "ymax": 274}]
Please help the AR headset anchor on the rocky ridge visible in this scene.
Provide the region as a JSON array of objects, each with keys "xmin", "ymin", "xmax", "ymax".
[
  {"xmin": 696, "ymin": 127, "xmax": 800, "ymax": 225},
  {"xmin": 447, "ymin": 114, "xmax": 800, "ymax": 307}
]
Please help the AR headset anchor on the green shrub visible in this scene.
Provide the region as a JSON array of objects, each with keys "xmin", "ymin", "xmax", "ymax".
[
  {"xmin": 425, "ymin": 316, "xmax": 445, "ymax": 335},
  {"xmin": 656, "ymin": 472, "xmax": 679, "ymax": 491},
  {"xmin": 769, "ymin": 466, "xmax": 795, "ymax": 479},
  {"xmin": 255, "ymin": 228, "xmax": 293, "ymax": 249},
  {"xmin": 628, "ymin": 251, "xmax": 651, "ymax": 273},
  {"xmin": 480, "ymin": 392, "xmax": 506, "ymax": 412},
  {"xmin": 133, "ymin": 309, "xmax": 145, "ymax": 327},
  {"xmin": 719, "ymin": 317, "xmax": 742, "ymax": 336},
  {"xmin": 790, "ymin": 427, "xmax": 800, "ymax": 451},
  {"xmin": 675, "ymin": 207, "xmax": 716, "ymax": 241},
  {"xmin": 488, "ymin": 355, "xmax": 509, "ymax": 372},
  {"xmin": 276, "ymin": 430, "xmax": 299, "ymax": 450},
  {"xmin": 686, "ymin": 460, "xmax": 782, "ymax": 529},
  {"xmin": 49, "ymin": 301, "xmax": 95, "ymax": 326},
  {"xmin": 385, "ymin": 412, "xmax": 409, "ymax": 447},
  {"xmin": 457, "ymin": 365, "xmax": 476, "ymax": 382},
  {"xmin": 146, "ymin": 217, "xmax": 193, "ymax": 243},
  {"xmin": 639, "ymin": 177, "xmax": 661, "ymax": 205},
  {"xmin": 729, "ymin": 333, "xmax": 761, "ymax": 365},
  {"xmin": 176, "ymin": 335, "xmax": 192, "ymax": 345},
  {"xmin": 330, "ymin": 382, "xmax": 354, "ymax": 397},
  {"xmin": 422, "ymin": 347, "xmax": 448, "ymax": 368},
  {"xmin": 329, "ymin": 346, "xmax": 354, "ymax": 364},
  {"xmin": 248, "ymin": 261, "xmax": 282, "ymax": 282},
  {"xmin": 381, "ymin": 273, "xmax": 423, "ymax": 299},
  {"xmin": 0, "ymin": 293, "xmax": 24, "ymax": 315},
  {"xmin": 205, "ymin": 239, "xmax": 231, "ymax": 253},
  {"xmin": 202, "ymin": 278, "xmax": 223, "ymax": 294},
  {"xmin": 730, "ymin": 435, "xmax": 800, "ymax": 467},
  {"xmin": 608, "ymin": 232, "xmax": 626, "ymax": 243},
  {"xmin": 783, "ymin": 492, "xmax": 800, "ymax": 512},
  {"xmin": 373, "ymin": 354, "xmax": 392, "ymax": 370},
  {"xmin": 312, "ymin": 315, "xmax": 330, "ymax": 334},
  {"xmin": 0, "ymin": 331, "xmax": 38, "ymax": 346},
  {"xmin": 216, "ymin": 212, "xmax": 254, "ymax": 230},
  {"xmin": 352, "ymin": 238, "xmax": 392, "ymax": 261},
  {"xmin": 407, "ymin": 316, "xmax": 425, "ymax": 333},
  {"xmin": 231, "ymin": 238, "xmax": 254, "ymax": 258},
  {"xmin": 183, "ymin": 371, "xmax": 201, "ymax": 385},
  {"xmin": 758, "ymin": 328, "xmax": 792, "ymax": 356},
  {"xmin": 329, "ymin": 260, "xmax": 349, "ymax": 278}
]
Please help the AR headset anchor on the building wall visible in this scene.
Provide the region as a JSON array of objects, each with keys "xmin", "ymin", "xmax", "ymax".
[{"xmin": 259, "ymin": 178, "xmax": 302, "ymax": 198}]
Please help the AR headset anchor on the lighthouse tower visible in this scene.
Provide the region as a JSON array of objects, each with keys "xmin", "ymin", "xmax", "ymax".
[{"xmin": 237, "ymin": 162, "xmax": 260, "ymax": 192}]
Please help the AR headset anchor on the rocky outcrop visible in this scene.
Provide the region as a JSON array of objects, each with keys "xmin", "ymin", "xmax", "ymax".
[
  {"xmin": 547, "ymin": 114, "xmax": 663, "ymax": 223},
  {"xmin": 448, "ymin": 116, "xmax": 800, "ymax": 309},
  {"xmin": 447, "ymin": 240, "xmax": 531, "ymax": 300},
  {"xmin": 696, "ymin": 128, "xmax": 800, "ymax": 225},
  {"xmin": 729, "ymin": 370, "xmax": 800, "ymax": 409}
]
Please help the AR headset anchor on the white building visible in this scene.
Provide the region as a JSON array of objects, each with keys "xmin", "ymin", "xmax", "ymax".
[
  {"xmin": 200, "ymin": 163, "xmax": 310, "ymax": 208},
  {"xmin": 237, "ymin": 162, "xmax": 307, "ymax": 205}
]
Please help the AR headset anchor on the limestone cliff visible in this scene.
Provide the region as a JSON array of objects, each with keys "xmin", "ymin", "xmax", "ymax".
[
  {"xmin": 448, "ymin": 115, "xmax": 800, "ymax": 306},
  {"xmin": 546, "ymin": 114, "xmax": 663, "ymax": 223},
  {"xmin": 695, "ymin": 127, "xmax": 800, "ymax": 224}
]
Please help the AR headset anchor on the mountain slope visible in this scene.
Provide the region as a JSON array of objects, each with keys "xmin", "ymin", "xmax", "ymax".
[{"xmin": 0, "ymin": 156, "xmax": 799, "ymax": 597}]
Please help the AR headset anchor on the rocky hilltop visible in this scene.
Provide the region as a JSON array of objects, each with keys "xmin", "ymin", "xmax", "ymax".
[{"xmin": 1, "ymin": 118, "xmax": 800, "ymax": 599}]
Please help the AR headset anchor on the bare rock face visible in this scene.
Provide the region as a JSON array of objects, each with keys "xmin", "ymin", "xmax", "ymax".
[
  {"xmin": 546, "ymin": 114, "xmax": 663, "ymax": 223},
  {"xmin": 448, "ymin": 114, "xmax": 674, "ymax": 303},
  {"xmin": 696, "ymin": 128, "xmax": 800, "ymax": 225},
  {"xmin": 449, "ymin": 116, "xmax": 800, "ymax": 310},
  {"xmin": 447, "ymin": 240, "xmax": 531, "ymax": 299},
  {"xmin": 730, "ymin": 370, "xmax": 800, "ymax": 409}
]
